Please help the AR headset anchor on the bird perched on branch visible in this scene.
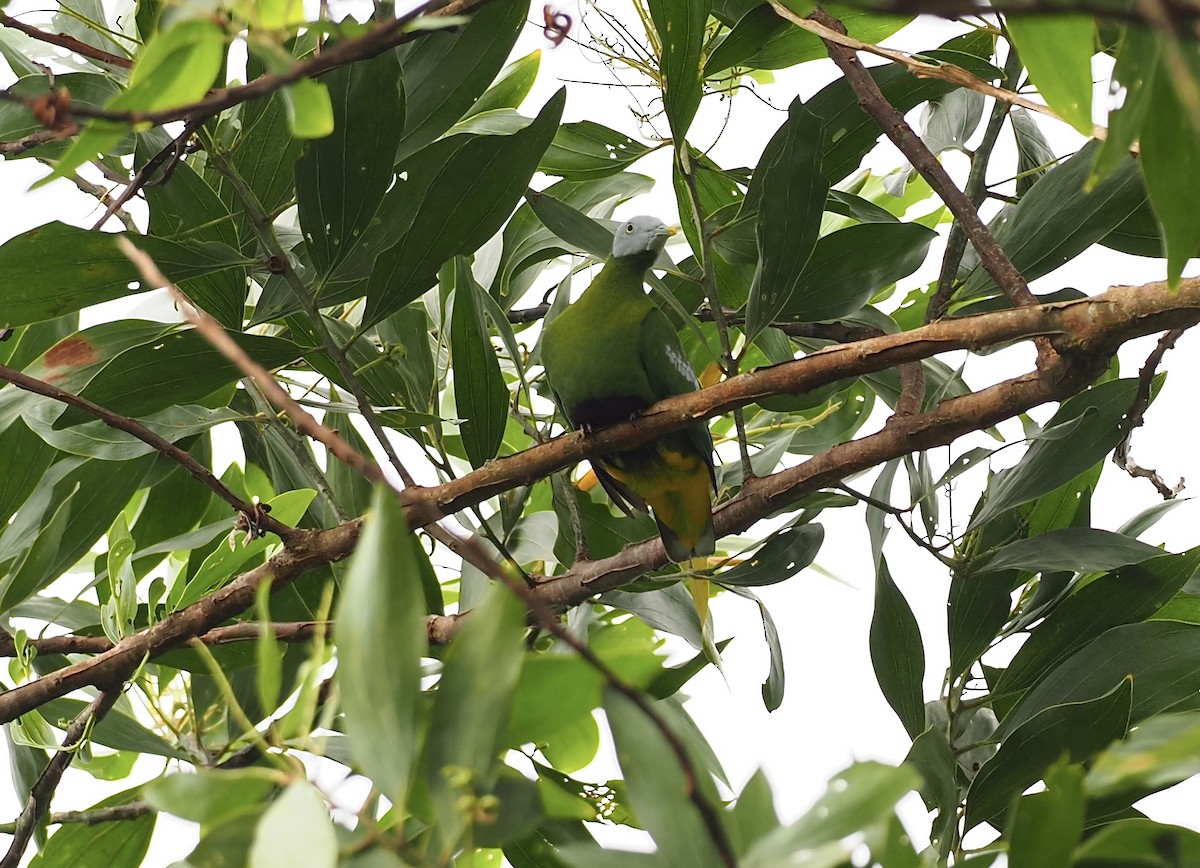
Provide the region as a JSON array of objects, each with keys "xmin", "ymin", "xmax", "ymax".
[{"xmin": 541, "ymin": 215, "xmax": 716, "ymax": 562}]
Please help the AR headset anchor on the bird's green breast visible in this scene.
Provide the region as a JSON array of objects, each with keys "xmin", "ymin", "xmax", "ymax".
[{"xmin": 541, "ymin": 260, "xmax": 659, "ymax": 424}]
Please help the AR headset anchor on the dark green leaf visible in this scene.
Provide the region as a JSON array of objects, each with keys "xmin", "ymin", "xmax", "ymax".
[
  {"xmin": 735, "ymin": 4, "xmax": 908, "ymax": 71},
  {"xmin": 995, "ymin": 548, "xmax": 1200, "ymax": 708},
  {"xmin": 41, "ymin": 697, "xmax": 185, "ymax": 758},
  {"xmin": 780, "ymin": 222, "xmax": 936, "ymax": 321},
  {"xmin": 716, "ymin": 522, "xmax": 823, "ymax": 586},
  {"xmin": 295, "ymin": 52, "xmax": 404, "ymax": 276},
  {"xmin": 1006, "ymin": 15, "xmax": 1095, "ymax": 135},
  {"xmin": 1001, "ymin": 621, "xmax": 1200, "ymax": 738},
  {"xmin": 969, "ymin": 378, "xmax": 1139, "ymax": 529},
  {"xmin": 540, "ymin": 122, "xmax": 653, "ymax": 180},
  {"xmin": 603, "ymin": 686, "xmax": 726, "ymax": 868},
  {"xmin": 336, "ymin": 485, "xmax": 429, "ymax": 807},
  {"xmin": 0, "ymin": 223, "xmax": 251, "ymax": 327},
  {"xmin": 966, "ymin": 679, "xmax": 1131, "ymax": 828},
  {"xmin": 602, "ymin": 584, "xmax": 704, "ymax": 650},
  {"xmin": 1139, "ymin": 66, "xmax": 1200, "ymax": 286},
  {"xmin": 959, "ymin": 143, "xmax": 1145, "ymax": 300},
  {"xmin": 525, "ymin": 191, "xmax": 613, "ymax": 259},
  {"xmin": 363, "ymin": 88, "xmax": 566, "ymax": 325},
  {"xmin": 747, "ymin": 99, "xmax": 827, "ymax": 338},
  {"xmin": 728, "ymin": 769, "xmax": 780, "ymax": 857},
  {"xmin": 393, "ymin": 0, "xmax": 527, "ymax": 163},
  {"xmin": 905, "ymin": 727, "xmax": 957, "ymax": 821},
  {"xmin": 976, "ymin": 528, "xmax": 1167, "ymax": 574},
  {"xmin": 1007, "ymin": 761, "xmax": 1085, "ymax": 868},
  {"xmin": 466, "ymin": 49, "xmax": 540, "ymax": 118},
  {"xmin": 648, "ymin": 0, "xmax": 710, "ymax": 137},
  {"xmin": 450, "ymin": 259, "xmax": 509, "ymax": 468},
  {"xmin": 870, "ymin": 556, "xmax": 925, "ymax": 739}
]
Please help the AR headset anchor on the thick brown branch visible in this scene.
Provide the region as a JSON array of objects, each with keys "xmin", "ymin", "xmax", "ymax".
[
  {"xmin": 4, "ymin": 278, "xmax": 1200, "ymax": 719},
  {"xmin": 0, "ymin": 801, "xmax": 153, "ymax": 834},
  {"xmin": 0, "ymin": 12, "xmax": 133, "ymax": 68}
]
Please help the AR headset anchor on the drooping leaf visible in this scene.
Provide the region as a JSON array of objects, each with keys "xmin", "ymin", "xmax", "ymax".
[
  {"xmin": 648, "ymin": 0, "xmax": 711, "ymax": 138},
  {"xmin": 146, "ymin": 767, "xmax": 277, "ymax": 825},
  {"xmin": 248, "ymin": 780, "xmax": 338, "ymax": 868},
  {"xmin": 1090, "ymin": 24, "xmax": 1159, "ymax": 186},
  {"xmin": 450, "ymin": 259, "xmax": 509, "ymax": 468},
  {"xmin": 975, "ymin": 528, "xmax": 1168, "ymax": 574},
  {"xmin": 1007, "ymin": 761, "xmax": 1085, "ymax": 868},
  {"xmin": 715, "ymin": 522, "xmax": 823, "ymax": 586},
  {"xmin": 1011, "ymin": 108, "xmax": 1057, "ymax": 195},
  {"xmin": 869, "ymin": 556, "xmax": 925, "ymax": 739},
  {"xmin": 747, "ymin": 99, "xmax": 827, "ymax": 339},
  {"xmin": 1006, "ymin": 15, "xmax": 1095, "ymax": 135}
]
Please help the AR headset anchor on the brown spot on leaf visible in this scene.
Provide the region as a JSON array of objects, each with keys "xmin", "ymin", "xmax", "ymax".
[{"xmin": 45, "ymin": 337, "xmax": 99, "ymax": 369}]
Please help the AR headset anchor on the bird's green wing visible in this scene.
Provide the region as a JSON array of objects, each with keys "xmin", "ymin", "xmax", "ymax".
[{"xmin": 639, "ymin": 307, "xmax": 716, "ymax": 485}]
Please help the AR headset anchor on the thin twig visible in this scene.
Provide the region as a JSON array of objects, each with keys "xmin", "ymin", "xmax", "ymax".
[
  {"xmin": 836, "ymin": 483, "xmax": 956, "ymax": 566},
  {"xmin": 0, "ymin": 689, "xmax": 120, "ymax": 868},
  {"xmin": 0, "ymin": 359, "xmax": 294, "ymax": 540},
  {"xmin": 0, "ymin": 802, "xmax": 153, "ymax": 835},
  {"xmin": 60, "ymin": 172, "xmax": 138, "ymax": 230},
  {"xmin": 0, "ymin": 621, "xmax": 330, "ymax": 657},
  {"xmin": 1113, "ymin": 328, "xmax": 1186, "ymax": 498},
  {"xmin": 0, "ymin": 126, "xmax": 77, "ymax": 155},
  {"xmin": 92, "ymin": 121, "xmax": 198, "ymax": 231}
]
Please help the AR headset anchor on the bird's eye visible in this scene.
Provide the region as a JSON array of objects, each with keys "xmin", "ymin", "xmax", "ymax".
[{"xmin": 625, "ymin": 223, "xmax": 634, "ymax": 233}]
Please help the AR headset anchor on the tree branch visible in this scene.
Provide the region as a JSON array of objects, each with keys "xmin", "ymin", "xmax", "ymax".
[
  {"xmin": 0, "ymin": 689, "xmax": 120, "ymax": 868},
  {"xmin": 0, "ymin": 621, "xmax": 330, "ymax": 657},
  {"xmin": 1112, "ymin": 327, "xmax": 1186, "ymax": 498},
  {"xmin": 0, "ymin": 12, "xmax": 133, "ymax": 68},
  {"xmin": 0, "ymin": 801, "xmax": 153, "ymax": 835}
]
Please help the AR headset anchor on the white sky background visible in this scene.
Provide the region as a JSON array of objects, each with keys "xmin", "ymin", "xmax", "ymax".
[{"xmin": 3, "ymin": 0, "xmax": 1200, "ymax": 864}]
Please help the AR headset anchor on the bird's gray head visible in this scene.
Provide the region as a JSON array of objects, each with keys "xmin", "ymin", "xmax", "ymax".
[{"xmin": 611, "ymin": 215, "xmax": 674, "ymax": 258}]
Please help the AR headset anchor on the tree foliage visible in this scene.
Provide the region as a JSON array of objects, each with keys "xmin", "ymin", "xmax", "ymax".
[{"xmin": 1, "ymin": 0, "xmax": 1200, "ymax": 865}]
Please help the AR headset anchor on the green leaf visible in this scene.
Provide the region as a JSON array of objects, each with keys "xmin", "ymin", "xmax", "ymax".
[
  {"xmin": 969, "ymin": 378, "xmax": 1139, "ymax": 529},
  {"xmin": 1138, "ymin": 68, "xmax": 1200, "ymax": 286},
  {"xmin": 525, "ymin": 190, "xmax": 613, "ymax": 260},
  {"xmin": 540, "ymin": 122, "xmax": 654, "ymax": 180},
  {"xmin": 1091, "ymin": 24, "xmax": 1159, "ymax": 186},
  {"xmin": 1000, "ymin": 620, "xmax": 1200, "ymax": 738},
  {"xmin": 959, "ymin": 142, "xmax": 1145, "ymax": 300},
  {"xmin": 965, "ymin": 679, "xmax": 1131, "ymax": 828},
  {"xmin": 54, "ymin": 329, "xmax": 302, "ymax": 427},
  {"xmin": 1006, "ymin": 15, "xmax": 1095, "ymax": 135},
  {"xmin": 29, "ymin": 787, "xmax": 155, "ymax": 868},
  {"xmin": 648, "ymin": 0, "xmax": 711, "ymax": 137},
  {"xmin": 1007, "ymin": 761, "xmax": 1085, "ymax": 868},
  {"xmin": 716, "ymin": 522, "xmax": 823, "ymax": 586},
  {"xmin": 184, "ymin": 811, "xmax": 261, "ymax": 868},
  {"xmin": 0, "ymin": 482, "xmax": 75, "ymax": 613},
  {"xmin": 779, "ymin": 222, "xmax": 936, "ymax": 321},
  {"xmin": 976, "ymin": 528, "xmax": 1168, "ymax": 574},
  {"xmin": 295, "ymin": 52, "xmax": 403, "ymax": 275},
  {"xmin": 604, "ymin": 686, "xmax": 727, "ymax": 868},
  {"xmin": 732, "ymin": 3, "xmax": 908, "ymax": 72},
  {"xmin": 120, "ymin": 19, "xmax": 225, "ymax": 112},
  {"xmin": 747, "ymin": 99, "xmax": 828, "ymax": 339},
  {"xmin": 0, "ymin": 422, "xmax": 56, "ymax": 526},
  {"xmin": 363, "ymin": 89, "xmax": 566, "ymax": 325},
  {"xmin": 0, "ymin": 223, "xmax": 251, "ymax": 327},
  {"xmin": 602, "ymin": 584, "xmax": 704, "ymax": 650},
  {"xmin": 994, "ymin": 548, "xmax": 1200, "ymax": 707},
  {"xmin": 1073, "ymin": 819, "xmax": 1200, "ymax": 866},
  {"xmin": 904, "ymin": 726, "xmax": 957, "ymax": 825},
  {"xmin": 466, "ymin": 49, "xmax": 540, "ymax": 118},
  {"xmin": 420, "ymin": 584, "xmax": 527, "ymax": 858},
  {"xmin": 451, "ymin": 259, "xmax": 509, "ymax": 468},
  {"xmin": 744, "ymin": 762, "xmax": 921, "ymax": 863},
  {"xmin": 280, "ymin": 78, "xmax": 335, "ymax": 139},
  {"xmin": 1087, "ymin": 711, "xmax": 1200, "ymax": 798},
  {"xmin": 145, "ymin": 767, "xmax": 277, "ymax": 824},
  {"xmin": 393, "ymin": 0, "xmax": 527, "ymax": 163},
  {"xmin": 870, "ymin": 556, "xmax": 925, "ymax": 739},
  {"xmin": 249, "ymin": 781, "xmax": 338, "ymax": 868},
  {"xmin": 335, "ymin": 484, "xmax": 429, "ymax": 808}
]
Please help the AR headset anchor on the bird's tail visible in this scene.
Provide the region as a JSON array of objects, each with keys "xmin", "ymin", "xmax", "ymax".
[{"xmin": 647, "ymin": 471, "xmax": 716, "ymax": 564}]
